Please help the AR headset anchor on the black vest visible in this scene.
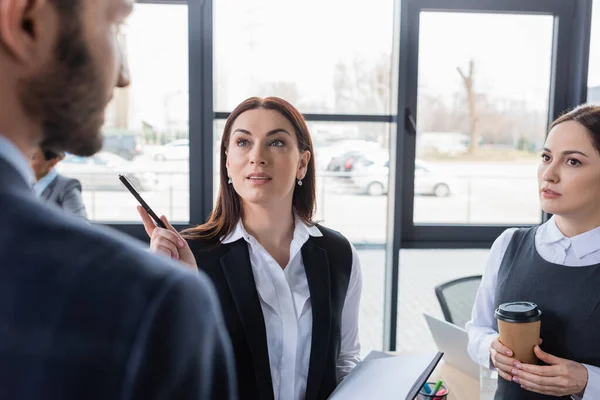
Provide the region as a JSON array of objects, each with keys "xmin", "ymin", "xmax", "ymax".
[
  {"xmin": 494, "ymin": 228, "xmax": 600, "ymax": 399},
  {"xmin": 187, "ymin": 225, "xmax": 353, "ymax": 400}
]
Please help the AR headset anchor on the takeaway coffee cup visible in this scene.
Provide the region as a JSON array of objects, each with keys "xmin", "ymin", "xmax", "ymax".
[{"xmin": 494, "ymin": 302, "xmax": 542, "ymax": 364}]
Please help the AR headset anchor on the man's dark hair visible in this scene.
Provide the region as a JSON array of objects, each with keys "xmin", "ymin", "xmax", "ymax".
[
  {"xmin": 50, "ymin": 0, "xmax": 80, "ymax": 17},
  {"xmin": 42, "ymin": 148, "xmax": 65, "ymax": 161}
]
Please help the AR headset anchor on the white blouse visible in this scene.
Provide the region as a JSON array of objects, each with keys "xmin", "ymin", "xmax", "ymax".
[
  {"xmin": 222, "ymin": 218, "xmax": 362, "ymax": 400},
  {"xmin": 466, "ymin": 216, "xmax": 600, "ymax": 400}
]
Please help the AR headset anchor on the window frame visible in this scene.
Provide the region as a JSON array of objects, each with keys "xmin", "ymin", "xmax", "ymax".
[{"xmin": 105, "ymin": 0, "xmax": 593, "ymax": 353}]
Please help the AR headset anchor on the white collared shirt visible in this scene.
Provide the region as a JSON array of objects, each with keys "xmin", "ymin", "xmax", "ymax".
[
  {"xmin": 466, "ymin": 216, "xmax": 600, "ymax": 400},
  {"xmin": 222, "ymin": 218, "xmax": 362, "ymax": 400}
]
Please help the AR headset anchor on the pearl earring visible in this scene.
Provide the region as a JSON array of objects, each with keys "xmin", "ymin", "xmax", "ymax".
[
  {"xmin": 228, "ymin": 178, "xmax": 232, "ymax": 184},
  {"xmin": 297, "ymin": 179, "xmax": 303, "ymax": 186}
]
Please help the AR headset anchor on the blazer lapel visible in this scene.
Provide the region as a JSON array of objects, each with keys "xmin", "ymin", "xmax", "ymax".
[
  {"xmin": 302, "ymin": 239, "xmax": 332, "ymax": 400},
  {"xmin": 41, "ymin": 177, "xmax": 58, "ymax": 201},
  {"xmin": 220, "ymin": 239, "xmax": 274, "ymax": 400}
]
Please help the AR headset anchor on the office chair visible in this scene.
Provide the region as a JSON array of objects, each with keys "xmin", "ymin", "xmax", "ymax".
[{"xmin": 434, "ymin": 275, "xmax": 482, "ymax": 329}]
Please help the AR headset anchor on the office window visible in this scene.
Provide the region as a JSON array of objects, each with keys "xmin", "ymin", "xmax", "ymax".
[
  {"xmin": 213, "ymin": 0, "xmax": 395, "ymax": 114},
  {"xmin": 413, "ymin": 12, "xmax": 553, "ymax": 225},
  {"xmin": 588, "ymin": 1, "xmax": 600, "ymax": 103},
  {"xmin": 58, "ymin": 3, "xmax": 190, "ymax": 223}
]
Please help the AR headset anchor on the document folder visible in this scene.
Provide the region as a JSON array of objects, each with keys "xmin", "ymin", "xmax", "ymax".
[{"xmin": 329, "ymin": 350, "xmax": 444, "ymax": 400}]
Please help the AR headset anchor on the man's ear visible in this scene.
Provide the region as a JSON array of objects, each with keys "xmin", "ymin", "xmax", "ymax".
[{"xmin": 0, "ymin": 0, "xmax": 54, "ymax": 63}]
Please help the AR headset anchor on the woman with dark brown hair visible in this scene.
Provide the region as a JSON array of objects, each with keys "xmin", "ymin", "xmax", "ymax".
[
  {"xmin": 467, "ymin": 104, "xmax": 600, "ymax": 399},
  {"xmin": 138, "ymin": 97, "xmax": 362, "ymax": 400}
]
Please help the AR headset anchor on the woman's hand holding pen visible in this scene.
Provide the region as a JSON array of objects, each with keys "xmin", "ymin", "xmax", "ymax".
[{"xmin": 137, "ymin": 206, "xmax": 197, "ymax": 269}]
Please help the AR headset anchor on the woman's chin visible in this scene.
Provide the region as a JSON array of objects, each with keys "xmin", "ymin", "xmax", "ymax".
[
  {"xmin": 240, "ymin": 192, "xmax": 273, "ymax": 206},
  {"xmin": 540, "ymin": 201, "xmax": 563, "ymax": 216}
]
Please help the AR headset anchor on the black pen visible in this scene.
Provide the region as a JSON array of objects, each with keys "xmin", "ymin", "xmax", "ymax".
[{"xmin": 118, "ymin": 174, "xmax": 167, "ymax": 229}]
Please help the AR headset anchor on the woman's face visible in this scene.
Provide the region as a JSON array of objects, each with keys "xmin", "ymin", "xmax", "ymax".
[
  {"xmin": 538, "ymin": 120, "xmax": 600, "ymax": 218},
  {"xmin": 226, "ymin": 108, "xmax": 310, "ymax": 207}
]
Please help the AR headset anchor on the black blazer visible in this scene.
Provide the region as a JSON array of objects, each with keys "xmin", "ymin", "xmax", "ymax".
[
  {"xmin": 188, "ymin": 226, "xmax": 353, "ymax": 400},
  {"xmin": 40, "ymin": 174, "xmax": 87, "ymax": 218},
  {"xmin": 0, "ymin": 157, "xmax": 237, "ymax": 400}
]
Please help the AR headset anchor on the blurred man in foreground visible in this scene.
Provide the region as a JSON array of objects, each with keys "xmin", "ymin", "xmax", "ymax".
[{"xmin": 0, "ymin": 1, "xmax": 237, "ymax": 399}]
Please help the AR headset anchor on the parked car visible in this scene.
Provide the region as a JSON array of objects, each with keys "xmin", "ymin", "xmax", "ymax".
[
  {"xmin": 151, "ymin": 139, "xmax": 189, "ymax": 161},
  {"xmin": 326, "ymin": 150, "xmax": 365, "ymax": 172},
  {"xmin": 350, "ymin": 154, "xmax": 458, "ymax": 197},
  {"xmin": 56, "ymin": 152, "xmax": 160, "ymax": 191},
  {"xmin": 102, "ymin": 134, "xmax": 144, "ymax": 160},
  {"xmin": 321, "ymin": 140, "xmax": 382, "ymax": 172}
]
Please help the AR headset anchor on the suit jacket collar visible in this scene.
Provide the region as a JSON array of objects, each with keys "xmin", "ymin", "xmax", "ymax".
[
  {"xmin": 0, "ymin": 134, "xmax": 35, "ymax": 186},
  {"xmin": 34, "ymin": 169, "xmax": 58, "ymax": 198},
  {"xmin": 0, "ymin": 157, "xmax": 33, "ymax": 198}
]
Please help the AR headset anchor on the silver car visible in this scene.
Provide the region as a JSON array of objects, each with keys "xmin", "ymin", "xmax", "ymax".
[
  {"xmin": 350, "ymin": 153, "xmax": 458, "ymax": 197},
  {"xmin": 56, "ymin": 152, "xmax": 160, "ymax": 191}
]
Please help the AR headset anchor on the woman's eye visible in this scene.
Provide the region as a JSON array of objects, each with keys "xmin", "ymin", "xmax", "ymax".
[
  {"xmin": 541, "ymin": 153, "xmax": 551, "ymax": 162},
  {"xmin": 270, "ymin": 140, "xmax": 284, "ymax": 147},
  {"xmin": 237, "ymin": 139, "xmax": 249, "ymax": 147},
  {"xmin": 567, "ymin": 158, "xmax": 581, "ymax": 166}
]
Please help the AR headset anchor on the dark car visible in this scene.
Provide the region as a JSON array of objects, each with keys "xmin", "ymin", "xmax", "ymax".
[{"xmin": 102, "ymin": 134, "xmax": 143, "ymax": 161}]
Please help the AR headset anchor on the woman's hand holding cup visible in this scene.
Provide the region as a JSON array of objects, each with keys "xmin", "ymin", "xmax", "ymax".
[{"xmin": 490, "ymin": 337, "xmax": 518, "ymax": 382}]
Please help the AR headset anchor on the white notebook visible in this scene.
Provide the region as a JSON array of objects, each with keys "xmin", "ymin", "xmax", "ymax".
[{"xmin": 329, "ymin": 350, "xmax": 443, "ymax": 400}]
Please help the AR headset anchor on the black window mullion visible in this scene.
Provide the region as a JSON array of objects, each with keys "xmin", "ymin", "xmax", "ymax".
[{"xmin": 189, "ymin": 0, "xmax": 213, "ymax": 224}]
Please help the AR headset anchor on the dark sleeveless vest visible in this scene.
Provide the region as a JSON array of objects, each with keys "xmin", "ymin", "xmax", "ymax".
[
  {"xmin": 187, "ymin": 224, "xmax": 353, "ymax": 400},
  {"xmin": 494, "ymin": 228, "xmax": 600, "ymax": 399}
]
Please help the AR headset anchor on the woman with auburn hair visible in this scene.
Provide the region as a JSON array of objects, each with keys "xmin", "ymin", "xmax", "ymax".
[
  {"xmin": 138, "ymin": 97, "xmax": 362, "ymax": 400},
  {"xmin": 467, "ymin": 104, "xmax": 600, "ymax": 399}
]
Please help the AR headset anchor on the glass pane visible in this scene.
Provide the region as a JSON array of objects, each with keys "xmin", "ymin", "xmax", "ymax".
[
  {"xmin": 58, "ymin": 4, "xmax": 190, "ymax": 223},
  {"xmin": 213, "ymin": 121, "xmax": 393, "ymax": 243},
  {"xmin": 414, "ymin": 12, "xmax": 553, "ymax": 225},
  {"xmin": 395, "ymin": 249, "xmax": 489, "ymax": 352},
  {"xmin": 213, "ymin": 119, "xmax": 392, "ymax": 354},
  {"xmin": 588, "ymin": 1, "xmax": 600, "ymax": 103},
  {"xmin": 213, "ymin": 0, "xmax": 396, "ymax": 114}
]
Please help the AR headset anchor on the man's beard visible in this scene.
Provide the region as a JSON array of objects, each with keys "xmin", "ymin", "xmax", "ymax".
[{"xmin": 19, "ymin": 16, "xmax": 107, "ymax": 157}]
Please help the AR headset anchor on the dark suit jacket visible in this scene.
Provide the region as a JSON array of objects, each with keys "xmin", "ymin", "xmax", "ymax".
[
  {"xmin": 40, "ymin": 174, "xmax": 87, "ymax": 218},
  {"xmin": 187, "ymin": 228, "xmax": 353, "ymax": 400},
  {"xmin": 0, "ymin": 157, "xmax": 237, "ymax": 400}
]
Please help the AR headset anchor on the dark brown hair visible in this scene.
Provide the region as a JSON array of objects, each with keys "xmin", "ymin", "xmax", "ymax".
[
  {"xmin": 550, "ymin": 104, "xmax": 600, "ymax": 153},
  {"xmin": 182, "ymin": 97, "xmax": 317, "ymax": 241},
  {"xmin": 42, "ymin": 148, "xmax": 65, "ymax": 161}
]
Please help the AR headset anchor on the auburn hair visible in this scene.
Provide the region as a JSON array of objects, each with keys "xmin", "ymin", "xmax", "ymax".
[{"xmin": 181, "ymin": 97, "xmax": 317, "ymax": 241}]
